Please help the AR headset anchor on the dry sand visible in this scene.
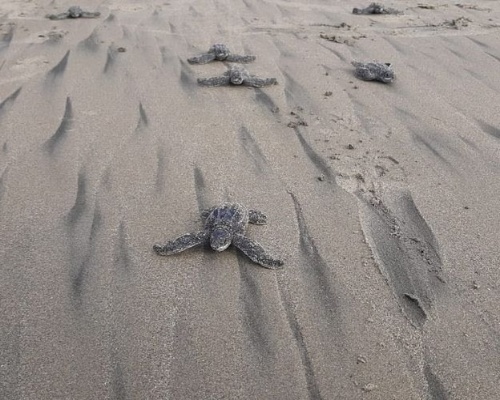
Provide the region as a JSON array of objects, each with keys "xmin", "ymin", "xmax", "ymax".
[{"xmin": 1, "ymin": 0, "xmax": 500, "ymax": 399}]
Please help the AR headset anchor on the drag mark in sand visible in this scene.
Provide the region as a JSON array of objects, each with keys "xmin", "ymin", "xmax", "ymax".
[
  {"xmin": 136, "ymin": 102, "xmax": 148, "ymax": 131},
  {"xmin": 412, "ymin": 133, "xmax": 452, "ymax": 166},
  {"xmin": 155, "ymin": 146, "xmax": 166, "ymax": 192},
  {"xmin": 72, "ymin": 205, "xmax": 102, "ymax": 302},
  {"xmin": 282, "ymin": 70, "xmax": 308, "ymax": 106},
  {"xmin": 193, "ymin": 167, "xmax": 209, "ymax": 211},
  {"xmin": 358, "ymin": 189, "xmax": 444, "ymax": 328},
  {"xmin": 239, "ymin": 126, "xmax": 268, "ymax": 174},
  {"xmin": 294, "ymin": 128, "xmax": 335, "ymax": 183},
  {"xmin": 254, "ymin": 88, "xmax": 279, "ymax": 114},
  {"xmin": 477, "ymin": 119, "xmax": 500, "ymax": 140},
  {"xmin": 44, "ymin": 97, "xmax": 73, "ymax": 154},
  {"xmin": 291, "ymin": 193, "xmax": 340, "ymax": 319},
  {"xmin": 0, "ymin": 87, "xmax": 22, "ymax": 119},
  {"xmin": 424, "ymin": 363, "xmax": 449, "ymax": 400},
  {"xmin": 64, "ymin": 171, "xmax": 102, "ymax": 306},
  {"xmin": 110, "ymin": 346, "xmax": 127, "ymax": 400},
  {"xmin": 115, "ymin": 222, "xmax": 131, "ymax": 272},
  {"xmin": 0, "ymin": 25, "xmax": 15, "ymax": 53},
  {"xmin": 66, "ymin": 170, "xmax": 87, "ymax": 227},
  {"xmin": 237, "ymin": 259, "xmax": 275, "ymax": 358},
  {"xmin": 0, "ymin": 167, "xmax": 8, "ymax": 204},
  {"xmin": 271, "ymin": 192, "xmax": 347, "ymax": 399},
  {"xmin": 179, "ymin": 60, "xmax": 195, "ymax": 93},
  {"xmin": 47, "ymin": 50, "xmax": 70, "ymax": 79},
  {"xmin": 104, "ymin": 45, "xmax": 117, "ymax": 74}
]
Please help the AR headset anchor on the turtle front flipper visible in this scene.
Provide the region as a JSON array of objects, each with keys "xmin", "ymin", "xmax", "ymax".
[
  {"xmin": 248, "ymin": 210, "xmax": 267, "ymax": 225},
  {"xmin": 226, "ymin": 54, "xmax": 256, "ymax": 63},
  {"xmin": 154, "ymin": 231, "xmax": 208, "ymax": 255},
  {"xmin": 47, "ymin": 12, "xmax": 70, "ymax": 20},
  {"xmin": 188, "ymin": 53, "xmax": 217, "ymax": 65},
  {"xmin": 243, "ymin": 76, "xmax": 277, "ymax": 88},
  {"xmin": 81, "ymin": 11, "xmax": 101, "ymax": 18},
  {"xmin": 233, "ymin": 234, "xmax": 283, "ymax": 269},
  {"xmin": 197, "ymin": 75, "xmax": 232, "ymax": 87}
]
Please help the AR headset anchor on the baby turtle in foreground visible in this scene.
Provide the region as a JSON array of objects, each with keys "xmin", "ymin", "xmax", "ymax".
[
  {"xmin": 46, "ymin": 6, "xmax": 100, "ymax": 20},
  {"xmin": 352, "ymin": 61, "xmax": 395, "ymax": 83},
  {"xmin": 188, "ymin": 44, "xmax": 256, "ymax": 64},
  {"xmin": 153, "ymin": 203, "xmax": 284, "ymax": 269},
  {"xmin": 198, "ymin": 65, "xmax": 277, "ymax": 88},
  {"xmin": 352, "ymin": 3, "xmax": 401, "ymax": 15}
]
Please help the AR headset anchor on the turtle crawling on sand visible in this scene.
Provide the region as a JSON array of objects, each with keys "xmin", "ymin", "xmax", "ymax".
[
  {"xmin": 352, "ymin": 61, "xmax": 395, "ymax": 83},
  {"xmin": 197, "ymin": 64, "xmax": 277, "ymax": 88},
  {"xmin": 153, "ymin": 203, "xmax": 284, "ymax": 269},
  {"xmin": 188, "ymin": 44, "xmax": 256, "ymax": 64},
  {"xmin": 47, "ymin": 6, "xmax": 100, "ymax": 20},
  {"xmin": 352, "ymin": 3, "xmax": 401, "ymax": 15}
]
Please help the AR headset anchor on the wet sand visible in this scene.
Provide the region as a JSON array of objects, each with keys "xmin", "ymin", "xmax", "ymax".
[{"xmin": 1, "ymin": 1, "xmax": 500, "ymax": 399}]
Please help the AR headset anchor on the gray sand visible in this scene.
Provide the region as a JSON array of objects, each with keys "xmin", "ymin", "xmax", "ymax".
[{"xmin": 1, "ymin": 0, "xmax": 500, "ymax": 399}]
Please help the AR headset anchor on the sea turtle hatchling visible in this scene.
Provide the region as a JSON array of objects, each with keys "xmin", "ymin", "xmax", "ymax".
[
  {"xmin": 46, "ymin": 6, "xmax": 101, "ymax": 20},
  {"xmin": 351, "ymin": 61, "xmax": 395, "ymax": 83},
  {"xmin": 187, "ymin": 44, "xmax": 256, "ymax": 64},
  {"xmin": 153, "ymin": 203, "xmax": 284, "ymax": 269},
  {"xmin": 197, "ymin": 64, "xmax": 277, "ymax": 88},
  {"xmin": 352, "ymin": 3, "xmax": 401, "ymax": 15}
]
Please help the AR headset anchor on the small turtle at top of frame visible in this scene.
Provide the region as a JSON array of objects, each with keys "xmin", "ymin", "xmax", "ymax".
[
  {"xmin": 197, "ymin": 64, "xmax": 277, "ymax": 88},
  {"xmin": 46, "ymin": 6, "xmax": 100, "ymax": 20},
  {"xmin": 153, "ymin": 203, "xmax": 284, "ymax": 269},
  {"xmin": 351, "ymin": 61, "xmax": 395, "ymax": 83},
  {"xmin": 352, "ymin": 3, "xmax": 402, "ymax": 15},
  {"xmin": 188, "ymin": 44, "xmax": 256, "ymax": 65}
]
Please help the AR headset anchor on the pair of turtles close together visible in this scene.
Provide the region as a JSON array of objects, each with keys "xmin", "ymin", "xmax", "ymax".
[{"xmin": 188, "ymin": 44, "xmax": 278, "ymax": 88}]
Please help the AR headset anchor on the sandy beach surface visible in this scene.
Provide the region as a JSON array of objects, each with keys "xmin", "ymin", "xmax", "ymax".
[{"xmin": 1, "ymin": 0, "xmax": 500, "ymax": 399}]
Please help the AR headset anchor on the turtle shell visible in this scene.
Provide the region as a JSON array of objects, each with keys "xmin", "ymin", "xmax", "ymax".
[{"xmin": 205, "ymin": 203, "xmax": 249, "ymax": 234}]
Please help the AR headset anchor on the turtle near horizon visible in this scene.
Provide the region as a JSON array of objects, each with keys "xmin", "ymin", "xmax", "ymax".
[
  {"xmin": 46, "ymin": 6, "xmax": 101, "ymax": 20},
  {"xmin": 352, "ymin": 3, "xmax": 402, "ymax": 15},
  {"xmin": 197, "ymin": 64, "xmax": 277, "ymax": 88},
  {"xmin": 352, "ymin": 61, "xmax": 395, "ymax": 83},
  {"xmin": 153, "ymin": 203, "xmax": 284, "ymax": 269},
  {"xmin": 187, "ymin": 44, "xmax": 256, "ymax": 64}
]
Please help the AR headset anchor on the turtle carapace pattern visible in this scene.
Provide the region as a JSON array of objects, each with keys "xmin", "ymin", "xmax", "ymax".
[
  {"xmin": 352, "ymin": 61, "xmax": 395, "ymax": 83},
  {"xmin": 197, "ymin": 65, "xmax": 277, "ymax": 88},
  {"xmin": 352, "ymin": 3, "xmax": 401, "ymax": 15},
  {"xmin": 153, "ymin": 203, "xmax": 284, "ymax": 269},
  {"xmin": 187, "ymin": 44, "xmax": 256, "ymax": 65},
  {"xmin": 47, "ymin": 6, "xmax": 101, "ymax": 20}
]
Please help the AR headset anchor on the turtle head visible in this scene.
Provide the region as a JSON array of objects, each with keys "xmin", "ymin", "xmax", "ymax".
[
  {"xmin": 230, "ymin": 68, "xmax": 245, "ymax": 85},
  {"xmin": 210, "ymin": 227, "xmax": 232, "ymax": 251},
  {"xmin": 381, "ymin": 64, "xmax": 395, "ymax": 83},
  {"xmin": 68, "ymin": 6, "xmax": 83, "ymax": 17},
  {"xmin": 212, "ymin": 44, "xmax": 230, "ymax": 60}
]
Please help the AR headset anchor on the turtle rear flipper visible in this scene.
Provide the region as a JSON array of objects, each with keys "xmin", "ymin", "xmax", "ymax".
[
  {"xmin": 197, "ymin": 75, "xmax": 232, "ymax": 87},
  {"xmin": 248, "ymin": 210, "xmax": 267, "ymax": 225},
  {"xmin": 243, "ymin": 76, "xmax": 277, "ymax": 88},
  {"xmin": 47, "ymin": 12, "xmax": 69, "ymax": 20},
  {"xmin": 226, "ymin": 54, "xmax": 256, "ymax": 63},
  {"xmin": 154, "ymin": 231, "xmax": 208, "ymax": 255},
  {"xmin": 188, "ymin": 53, "xmax": 217, "ymax": 64},
  {"xmin": 354, "ymin": 66, "xmax": 375, "ymax": 81},
  {"xmin": 81, "ymin": 11, "xmax": 101, "ymax": 18},
  {"xmin": 233, "ymin": 234, "xmax": 283, "ymax": 269}
]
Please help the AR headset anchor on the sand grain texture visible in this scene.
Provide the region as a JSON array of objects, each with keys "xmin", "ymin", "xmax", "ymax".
[{"xmin": 1, "ymin": 0, "xmax": 500, "ymax": 399}]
